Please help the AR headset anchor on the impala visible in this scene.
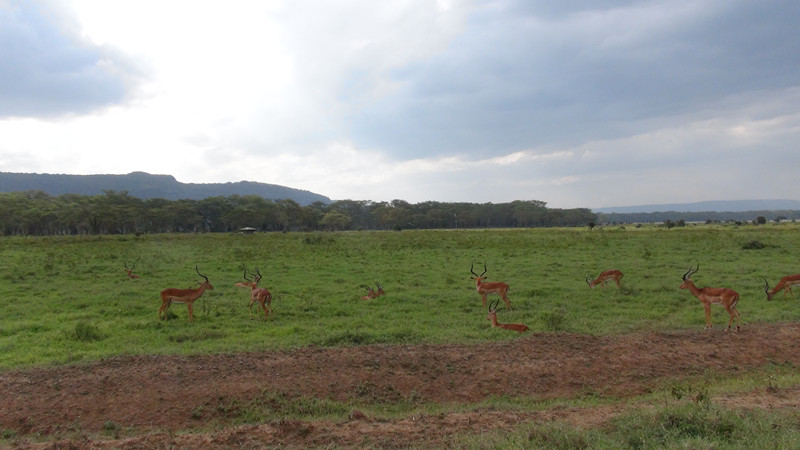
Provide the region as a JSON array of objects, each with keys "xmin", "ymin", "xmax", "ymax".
[
  {"xmin": 679, "ymin": 264, "xmax": 741, "ymax": 332},
  {"xmin": 486, "ymin": 300, "xmax": 529, "ymax": 333},
  {"xmin": 159, "ymin": 266, "xmax": 214, "ymax": 322},
  {"xmin": 586, "ymin": 269, "xmax": 623, "ymax": 288},
  {"xmin": 470, "ymin": 263, "xmax": 511, "ymax": 309},
  {"xmin": 763, "ymin": 274, "xmax": 800, "ymax": 301},
  {"xmin": 247, "ymin": 267, "xmax": 273, "ymax": 320},
  {"xmin": 360, "ymin": 282, "xmax": 385, "ymax": 300},
  {"xmin": 124, "ymin": 262, "xmax": 140, "ymax": 279}
]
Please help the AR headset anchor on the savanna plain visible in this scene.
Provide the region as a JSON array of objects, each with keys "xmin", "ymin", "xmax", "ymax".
[{"xmin": 2, "ymin": 225, "xmax": 800, "ymax": 448}]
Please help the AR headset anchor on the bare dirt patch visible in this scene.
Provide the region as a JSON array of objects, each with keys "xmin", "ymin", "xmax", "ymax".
[{"xmin": 3, "ymin": 322, "xmax": 800, "ymax": 448}]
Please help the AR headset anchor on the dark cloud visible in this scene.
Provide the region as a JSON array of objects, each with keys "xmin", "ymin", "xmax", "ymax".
[
  {"xmin": 0, "ymin": 2, "xmax": 144, "ymax": 119},
  {"xmin": 347, "ymin": 1, "xmax": 800, "ymax": 159}
]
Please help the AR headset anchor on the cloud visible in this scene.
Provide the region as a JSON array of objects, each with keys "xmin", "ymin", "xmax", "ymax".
[
  {"xmin": 0, "ymin": 1, "xmax": 145, "ymax": 119},
  {"xmin": 0, "ymin": 0, "xmax": 798, "ymax": 209}
]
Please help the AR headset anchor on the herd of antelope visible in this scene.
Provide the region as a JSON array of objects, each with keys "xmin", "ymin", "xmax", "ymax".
[{"xmin": 128, "ymin": 259, "xmax": 799, "ymax": 333}]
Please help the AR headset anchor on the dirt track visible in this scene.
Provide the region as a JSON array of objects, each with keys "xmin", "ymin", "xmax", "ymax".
[{"xmin": 3, "ymin": 322, "xmax": 800, "ymax": 448}]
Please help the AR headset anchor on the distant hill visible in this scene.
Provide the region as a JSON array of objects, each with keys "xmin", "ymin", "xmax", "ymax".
[
  {"xmin": 0, "ymin": 172, "xmax": 331, "ymax": 205},
  {"xmin": 594, "ymin": 199, "xmax": 800, "ymax": 214}
]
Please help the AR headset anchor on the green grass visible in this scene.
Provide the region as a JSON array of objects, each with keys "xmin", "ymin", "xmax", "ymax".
[{"xmin": 1, "ymin": 224, "xmax": 799, "ymax": 369}]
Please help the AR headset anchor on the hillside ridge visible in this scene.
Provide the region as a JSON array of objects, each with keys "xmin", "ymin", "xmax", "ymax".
[
  {"xmin": 595, "ymin": 199, "xmax": 800, "ymax": 213},
  {"xmin": 0, "ymin": 171, "xmax": 331, "ymax": 205}
]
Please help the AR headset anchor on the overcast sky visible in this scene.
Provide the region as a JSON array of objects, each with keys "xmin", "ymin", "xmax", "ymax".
[{"xmin": 1, "ymin": 1, "xmax": 798, "ymax": 208}]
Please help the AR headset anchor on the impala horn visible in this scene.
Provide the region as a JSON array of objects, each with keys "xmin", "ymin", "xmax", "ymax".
[
  {"xmin": 196, "ymin": 265, "xmax": 209, "ymax": 283},
  {"xmin": 682, "ymin": 264, "xmax": 699, "ymax": 281}
]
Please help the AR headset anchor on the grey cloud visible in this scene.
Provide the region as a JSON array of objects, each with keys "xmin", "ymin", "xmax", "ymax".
[
  {"xmin": 0, "ymin": 2, "xmax": 144, "ymax": 119},
  {"xmin": 346, "ymin": 1, "xmax": 800, "ymax": 159}
]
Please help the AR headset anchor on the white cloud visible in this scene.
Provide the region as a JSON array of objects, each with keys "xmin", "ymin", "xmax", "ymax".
[{"xmin": 0, "ymin": 0, "xmax": 798, "ymax": 209}]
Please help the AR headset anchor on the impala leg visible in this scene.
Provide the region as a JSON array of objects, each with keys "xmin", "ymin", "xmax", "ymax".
[
  {"xmin": 501, "ymin": 292, "xmax": 511, "ymax": 310},
  {"xmin": 187, "ymin": 302, "xmax": 194, "ymax": 322},
  {"xmin": 787, "ymin": 287, "xmax": 794, "ymax": 298},
  {"xmin": 731, "ymin": 305, "xmax": 741, "ymax": 332},
  {"xmin": 703, "ymin": 303, "xmax": 713, "ymax": 329},
  {"xmin": 249, "ymin": 300, "xmax": 255, "ymax": 320},
  {"xmin": 260, "ymin": 301, "xmax": 269, "ymax": 319},
  {"xmin": 159, "ymin": 299, "xmax": 171, "ymax": 321},
  {"xmin": 481, "ymin": 294, "xmax": 488, "ymax": 308}
]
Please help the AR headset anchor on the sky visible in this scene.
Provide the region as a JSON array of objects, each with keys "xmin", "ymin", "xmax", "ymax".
[{"xmin": 1, "ymin": 0, "xmax": 799, "ymax": 209}]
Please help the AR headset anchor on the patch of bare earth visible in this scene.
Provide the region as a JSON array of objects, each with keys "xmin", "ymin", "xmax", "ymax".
[{"xmin": 3, "ymin": 322, "xmax": 800, "ymax": 448}]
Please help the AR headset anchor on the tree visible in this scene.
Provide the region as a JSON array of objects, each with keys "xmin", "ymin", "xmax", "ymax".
[{"xmin": 320, "ymin": 210, "xmax": 352, "ymax": 230}]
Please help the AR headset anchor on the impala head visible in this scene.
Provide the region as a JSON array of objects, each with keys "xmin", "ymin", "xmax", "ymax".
[
  {"xmin": 585, "ymin": 273, "xmax": 596, "ymax": 288},
  {"xmin": 764, "ymin": 278, "xmax": 774, "ymax": 301},
  {"xmin": 486, "ymin": 299, "xmax": 500, "ymax": 319},
  {"xmin": 196, "ymin": 265, "xmax": 214, "ymax": 290},
  {"xmin": 253, "ymin": 267, "xmax": 263, "ymax": 285},
  {"xmin": 125, "ymin": 262, "xmax": 135, "ymax": 271},
  {"xmin": 375, "ymin": 282, "xmax": 384, "ymax": 296},
  {"xmin": 679, "ymin": 264, "xmax": 699, "ymax": 289},
  {"xmin": 470, "ymin": 263, "xmax": 488, "ymax": 281}
]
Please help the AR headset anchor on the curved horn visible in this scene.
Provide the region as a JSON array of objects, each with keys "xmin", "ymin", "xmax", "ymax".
[
  {"xmin": 682, "ymin": 264, "xmax": 699, "ymax": 281},
  {"xmin": 196, "ymin": 265, "xmax": 209, "ymax": 283},
  {"xmin": 470, "ymin": 262, "xmax": 478, "ymax": 277},
  {"xmin": 242, "ymin": 269, "xmax": 252, "ymax": 282},
  {"xmin": 586, "ymin": 274, "xmax": 593, "ymax": 286},
  {"xmin": 375, "ymin": 282, "xmax": 383, "ymax": 289},
  {"xmin": 481, "ymin": 263, "xmax": 488, "ymax": 278},
  {"xmin": 764, "ymin": 278, "xmax": 771, "ymax": 296},
  {"xmin": 488, "ymin": 299, "xmax": 499, "ymax": 311}
]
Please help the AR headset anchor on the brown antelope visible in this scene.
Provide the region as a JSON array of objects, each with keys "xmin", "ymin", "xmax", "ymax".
[
  {"xmin": 247, "ymin": 267, "xmax": 273, "ymax": 320},
  {"xmin": 586, "ymin": 269, "xmax": 623, "ymax": 288},
  {"xmin": 470, "ymin": 263, "xmax": 511, "ymax": 309},
  {"xmin": 486, "ymin": 300, "xmax": 529, "ymax": 333},
  {"xmin": 159, "ymin": 266, "xmax": 214, "ymax": 322},
  {"xmin": 124, "ymin": 262, "xmax": 140, "ymax": 279},
  {"xmin": 763, "ymin": 274, "xmax": 800, "ymax": 301},
  {"xmin": 360, "ymin": 282, "xmax": 385, "ymax": 300},
  {"xmin": 679, "ymin": 264, "xmax": 741, "ymax": 332}
]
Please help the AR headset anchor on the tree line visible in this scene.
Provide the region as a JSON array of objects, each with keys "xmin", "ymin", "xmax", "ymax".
[{"xmin": 0, "ymin": 190, "xmax": 597, "ymax": 236}]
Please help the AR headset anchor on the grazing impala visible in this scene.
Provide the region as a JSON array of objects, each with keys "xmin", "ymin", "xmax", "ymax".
[
  {"xmin": 680, "ymin": 264, "xmax": 741, "ymax": 332},
  {"xmin": 124, "ymin": 262, "xmax": 140, "ymax": 279},
  {"xmin": 586, "ymin": 270, "xmax": 623, "ymax": 288},
  {"xmin": 360, "ymin": 282, "xmax": 385, "ymax": 300},
  {"xmin": 247, "ymin": 268, "xmax": 273, "ymax": 320},
  {"xmin": 159, "ymin": 266, "xmax": 214, "ymax": 322},
  {"xmin": 470, "ymin": 263, "xmax": 511, "ymax": 309},
  {"xmin": 763, "ymin": 274, "xmax": 800, "ymax": 301},
  {"xmin": 486, "ymin": 300, "xmax": 529, "ymax": 333}
]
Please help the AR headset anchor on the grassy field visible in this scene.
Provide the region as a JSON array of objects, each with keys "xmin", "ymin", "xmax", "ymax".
[
  {"xmin": 1, "ymin": 223, "xmax": 798, "ymax": 370},
  {"xmin": 3, "ymin": 224, "xmax": 800, "ymax": 448}
]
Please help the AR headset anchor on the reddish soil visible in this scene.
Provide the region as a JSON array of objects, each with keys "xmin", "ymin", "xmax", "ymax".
[{"xmin": 3, "ymin": 322, "xmax": 800, "ymax": 449}]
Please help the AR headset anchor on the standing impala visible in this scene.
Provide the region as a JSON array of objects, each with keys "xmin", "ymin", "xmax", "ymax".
[
  {"xmin": 586, "ymin": 270, "xmax": 623, "ymax": 288},
  {"xmin": 470, "ymin": 263, "xmax": 511, "ymax": 309},
  {"xmin": 124, "ymin": 262, "xmax": 140, "ymax": 279},
  {"xmin": 679, "ymin": 265, "xmax": 741, "ymax": 332},
  {"xmin": 247, "ymin": 267, "xmax": 273, "ymax": 320},
  {"xmin": 486, "ymin": 300, "xmax": 529, "ymax": 333},
  {"xmin": 763, "ymin": 274, "xmax": 800, "ymax": 301},
  {"xmin": 360, "ymin": 282, "xmax": 385, "ymax": 300},
  {"xmin": 159, "ymin": 266, "xmax": 214, "ymax": 322}
]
